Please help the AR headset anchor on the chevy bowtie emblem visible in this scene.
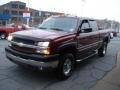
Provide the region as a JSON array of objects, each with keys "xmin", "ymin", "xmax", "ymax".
[{"xmin": 17, "ymin": 42, "xmax": 24, "ymax": 47}]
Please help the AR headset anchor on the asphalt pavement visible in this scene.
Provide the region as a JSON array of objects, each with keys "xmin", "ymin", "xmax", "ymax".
[
  {"xmin": 0, "ymin": 35, "xmax": 120, "ymax": 90},
  {"xmin": 91, "ymin": 34, "xmax": 120, "ymax": 90}
]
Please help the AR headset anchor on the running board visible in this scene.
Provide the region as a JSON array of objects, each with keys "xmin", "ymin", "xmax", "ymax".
[{"xmin": 76, "ymin": 51, "xmax": 97, "ymax": 62}]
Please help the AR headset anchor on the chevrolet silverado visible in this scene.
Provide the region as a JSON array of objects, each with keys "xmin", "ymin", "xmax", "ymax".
[{"xmin": 5, "ymin": 15, "xmax": 111, "ymax": 79}]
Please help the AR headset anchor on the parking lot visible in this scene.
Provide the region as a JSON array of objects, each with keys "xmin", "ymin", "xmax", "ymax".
[{"xmin": 0, "ymin": 36, "xmax": 120, "ymax": 90}]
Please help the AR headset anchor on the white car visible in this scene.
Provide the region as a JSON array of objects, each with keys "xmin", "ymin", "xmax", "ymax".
[{"xmin": 110, "ymin": 32, "xmax": 113, "ymax": 39}]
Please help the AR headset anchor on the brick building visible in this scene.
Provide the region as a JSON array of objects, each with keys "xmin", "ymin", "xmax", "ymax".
[{"xmin": 0, "ymin": 1, "xmax": 64, "ymax": 26}]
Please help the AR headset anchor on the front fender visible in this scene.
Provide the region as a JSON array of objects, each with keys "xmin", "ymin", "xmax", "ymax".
[{"xmin": 56, "ymin": 42, "xmax": 77, "ymax": 54}]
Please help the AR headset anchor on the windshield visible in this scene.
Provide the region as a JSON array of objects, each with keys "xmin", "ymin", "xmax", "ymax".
[{"xmin": 38, "ymin": 17, "xmax": 78, "ymax": 32}]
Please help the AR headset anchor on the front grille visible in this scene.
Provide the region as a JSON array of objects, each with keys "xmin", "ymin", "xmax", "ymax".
[
  {"xmin": 11, "ymin": 44, "xmax": 36, "ymax": 54},
  {"xmin": 12, "ymin": 37, "xmax": 35, "ymax": 45}
]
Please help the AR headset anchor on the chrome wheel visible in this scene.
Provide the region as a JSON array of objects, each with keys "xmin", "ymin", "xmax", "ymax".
[
  {"xmin": 98, "ymin": 42, "xmax": 107, "ymax": 57},
  {"xmin": 63, "ymin": 58, "xmax": 72, "ymax": 76},
  {"xmin": 57, "ymin": 53, "xmax": 75, "ymax": 79},
  {"xmin": 103, "ymin": 45, "xmax": 106, "ymax": 55},
  {"xmin": 103, "ymin": 42, "xmax": 107, "ymax": 55}
]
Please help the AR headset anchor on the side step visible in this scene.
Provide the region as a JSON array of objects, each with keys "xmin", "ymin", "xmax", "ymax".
[{"xmin": 76, "ymin": 51, "xmax": 97, "ymax": 62}]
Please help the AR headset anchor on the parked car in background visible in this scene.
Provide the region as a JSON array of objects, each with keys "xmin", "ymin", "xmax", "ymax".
[
  {"xmin": 109, "ymin": 29, "xmax": 117, "ymax": 38},
  {"xmin": 98, "ymin": 27, "xmax": 114, "ymax": 39},
  {"xmin": 0, "ymin": 24, "xmax": 31, "ymax": 39},
  {"xmin": 112, "ymin": 30, "xmax": 118, "ymax": 37},
  {"xmin": 16, "ymin": 24, "xmax": 37, "ymax": 31},
  {"xmin": 0, "ymin": 24, "xmax": 18, "ymax": 39},
  {"xmin": 110, "ymin": 32, "xmax": 114, "ymax": 39}
]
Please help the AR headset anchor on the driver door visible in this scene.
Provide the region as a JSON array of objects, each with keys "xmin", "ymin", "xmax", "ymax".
[{"xmin": 76, "ymin": 20, "xmax": 93, "ymax": 58}]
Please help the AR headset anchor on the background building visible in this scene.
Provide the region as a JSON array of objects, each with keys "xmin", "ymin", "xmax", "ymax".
[{"xmin": 0, "ymin": 1, "xmax": 64, "ymax": 26}]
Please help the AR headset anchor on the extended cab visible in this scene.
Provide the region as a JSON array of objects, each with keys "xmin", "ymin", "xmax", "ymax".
[{"xmin": 5, "ymin": 16, "xmax": 111, "ymax": 79}]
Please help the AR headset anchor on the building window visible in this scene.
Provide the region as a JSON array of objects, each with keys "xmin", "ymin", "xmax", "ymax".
[
  {"xmin": 3, "ymin": 10, "xmax": 9, "ymax": 14},
  {"xmin": 19, "ymin": 5, "xmax": 25, "ymax": 9},
  {"xmin": 42, "ymin": 12, "xmax": 46, "ymax": 17},
  {"xmin": 30, "ymin": 12, "xmax": 32, "ymax": 16},
  {"xmin": 35, "ymin": 12, "xmax": 39, "ymax": 16},
  {"xmin": 11, "ymin": 11, "xmax": 18, "ymax": 15},
  {"xmin": 19, "ymin": 18, "xmax": 22, "ymax": 22},
  {"xmin": 19, "ymin": 11, "xmax": 23, "ymax": 15},
  {"xmin": 12, "ymin": 4, "xmax": 18, "ymax": 8}
]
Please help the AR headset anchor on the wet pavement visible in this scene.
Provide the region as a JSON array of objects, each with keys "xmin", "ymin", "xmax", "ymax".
[{"xmin": 0, "ymin": 36, "xmax": 120, "ymax": 90}]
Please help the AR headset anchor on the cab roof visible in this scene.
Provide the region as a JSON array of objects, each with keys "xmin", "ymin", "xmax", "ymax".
[{"xmin": 51, "ymin": 15, "xmax": 95, "ymax": 21}]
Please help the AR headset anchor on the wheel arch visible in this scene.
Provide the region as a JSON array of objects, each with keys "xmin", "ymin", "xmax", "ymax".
[
  {"xmin": 103, "ymin": 36, "xmax": 110, "ymax": 44},
  {"xmin": 56, "ymin": 42, "xmax": 77, "ymax": 60},
  {"xmin": 0, "ymin": 31, "xmax": 7, "ymax": 35}
]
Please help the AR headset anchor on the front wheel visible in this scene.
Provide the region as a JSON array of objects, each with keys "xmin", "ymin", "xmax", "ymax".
[
  {"xmin": 98, "ymin": 42, "xmax": 107, "ymax": 57},
  {"xmin": 0, "ymin": 33, "xmax": 6, "ymax": 39},
  {"xmin": 57, "ymin": 53, "xmax": 75, "ymax": 80}
]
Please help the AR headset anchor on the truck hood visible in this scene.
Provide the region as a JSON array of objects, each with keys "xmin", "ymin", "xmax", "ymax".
[{"xmin": 13, "ymin": 29, "xmax": 70, "ymax": 40}]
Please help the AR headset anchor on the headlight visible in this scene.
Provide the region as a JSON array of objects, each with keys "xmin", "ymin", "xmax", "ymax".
[
  {"xmin": 37, "ymin": 42, "xmax": 49, "ymax": 47},
  {"xmin": 36, "ymin": 42, "xmax": 50, "ymax": 55},
  {"xmin": 7, "ymin": 35, "xmax": 13, "ymax": 41}
]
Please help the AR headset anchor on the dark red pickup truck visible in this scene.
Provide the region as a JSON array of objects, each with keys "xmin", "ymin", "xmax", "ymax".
[{"xmin": 5, "ymin": 15, "xmax": 111, "ymax": 79}]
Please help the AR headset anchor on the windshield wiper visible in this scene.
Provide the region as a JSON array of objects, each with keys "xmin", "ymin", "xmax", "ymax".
[{"xmin": 50, "ymin": 28, "xmax": 64, "ymax": 31}]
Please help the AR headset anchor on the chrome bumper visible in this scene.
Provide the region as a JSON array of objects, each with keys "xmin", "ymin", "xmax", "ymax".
[{"xmin": 6, "ymin": 52, "xmax": 59, "ymax": 69}]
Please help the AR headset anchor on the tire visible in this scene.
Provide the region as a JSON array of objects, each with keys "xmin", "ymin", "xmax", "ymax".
[
  {"xmin": 0, "ymin": 33, "xmax": 6, "ymax": 39},
  {"xmin": 98, "ymin": 42, "xmax": 107, "ymax": 57},
  {"xmin": 57, "ymin": 53, "xmax": 75, "ymax": 80}
]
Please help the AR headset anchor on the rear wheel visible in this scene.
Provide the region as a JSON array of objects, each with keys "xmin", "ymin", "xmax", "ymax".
[
  {"xmin": 98, "ymin": 42, "xmax": 107, "ymax": 57},
  {"xmin": 0, "ymin": 33, "xmax": 6, "ymax": 39},
  {"xmin": 57, "ymin": 53, "xmax": 75, "ymax": 80}
]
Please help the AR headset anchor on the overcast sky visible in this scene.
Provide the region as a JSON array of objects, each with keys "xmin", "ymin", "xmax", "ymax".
[{"xmin": 0, "ymin": 0, "xmax": 120, "ymax": 22}]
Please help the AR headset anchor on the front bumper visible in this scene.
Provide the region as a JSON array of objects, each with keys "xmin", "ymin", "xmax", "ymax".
[{"xmin": 5, "ymin": 47, "xmax": 59, "ymax": 70}]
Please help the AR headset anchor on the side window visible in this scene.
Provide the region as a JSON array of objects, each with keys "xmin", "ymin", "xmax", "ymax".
[
  {"xmin": 89, "ymin": 20, "xmax": 98, "ymax": 31},
  {"xmin": 80, "ymin": 20, "xmax": 92, "ymax": 33},
  {"xmin": 81, "ymin": 22, "xmax": 89, "ymax": 30}
]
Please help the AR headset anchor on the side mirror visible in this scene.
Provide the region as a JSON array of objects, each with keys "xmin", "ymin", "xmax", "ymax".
[{"xmin": 81, "ymin": 28, "xmax": 92, "ymax": 33}]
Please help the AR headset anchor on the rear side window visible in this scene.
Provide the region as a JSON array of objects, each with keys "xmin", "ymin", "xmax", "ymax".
[{"xmin": 89, "ymin": 20, "xmax": 98, "ymax": 31}]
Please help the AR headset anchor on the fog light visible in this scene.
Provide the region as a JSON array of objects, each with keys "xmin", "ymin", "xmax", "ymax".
[
  {"xmin": 36, "ymin": 49, "xmax": 50, "ymax": 55},
  {"xmin": 43, "ymin": 49, "xmax": 50, "ymax": 55}
]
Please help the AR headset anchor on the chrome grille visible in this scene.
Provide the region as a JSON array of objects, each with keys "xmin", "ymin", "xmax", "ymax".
[
  {"xmin": 12, "ymin": 37, "xmax": 35, "ymax": 45},
  {"xmin": 11, "ymin": 44, "xmax": 36, "ymax": 54}
]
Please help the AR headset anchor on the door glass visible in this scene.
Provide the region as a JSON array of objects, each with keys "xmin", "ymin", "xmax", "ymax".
[
  {"xmin": 81, "ymin": 22, "xmax": 90, "ymax": 33},
  {"xmin": 81, "ymin": 23, "xmax": 89, "ymax": 30}
]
